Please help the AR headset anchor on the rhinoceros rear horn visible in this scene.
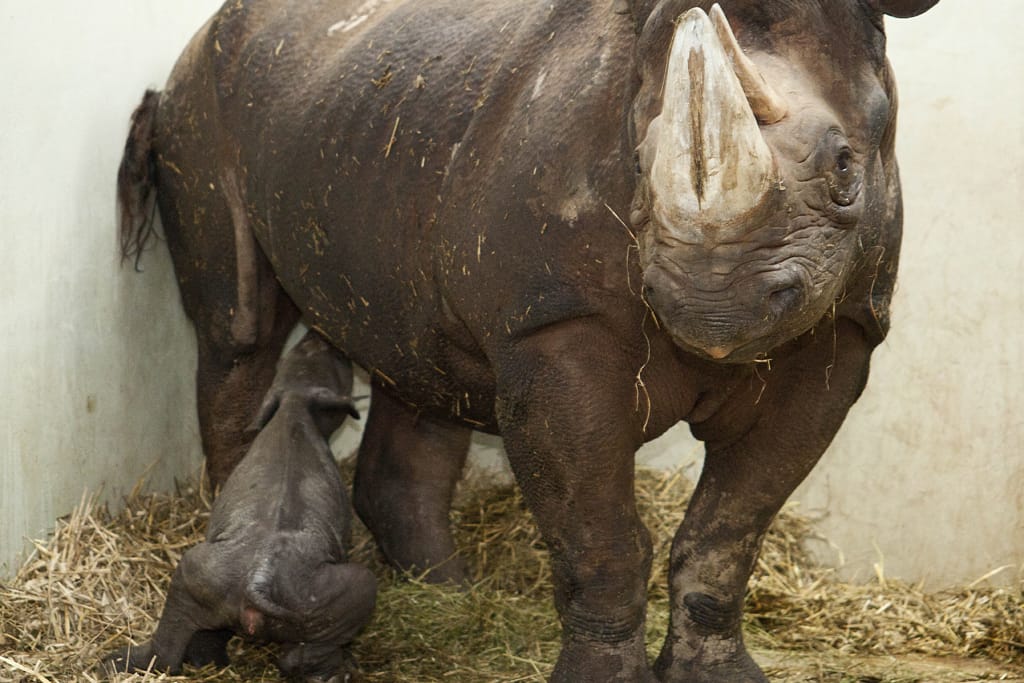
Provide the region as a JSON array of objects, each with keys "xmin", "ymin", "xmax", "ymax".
[
  {"xmin": 708, "ymin": 4, "xmax": 787, "ymax": 125},
  {"xmin": 646, "ymin": 5, "xmax": 778, "ymax": 235},
  {"xmin": 867, "ymin": 0, "xmax": 941, "ymax": 18}
]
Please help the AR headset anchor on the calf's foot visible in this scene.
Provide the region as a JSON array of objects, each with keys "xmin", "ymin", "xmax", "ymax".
[
  {"xmin": 182, "ymin": 628, "xmax": 232, "ymax": 668},
  {"xmin": 103, "ymin": 642, "xmax": 166, "ymax": 674},
  {"xmin": 278, "ymin": 641, "xmax": 356, "ymax": 683}
]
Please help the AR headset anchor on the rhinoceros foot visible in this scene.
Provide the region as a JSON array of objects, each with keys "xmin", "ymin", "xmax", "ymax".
[
  {"xmin": 653, "ymin": 643, "xmax": 768, "ymax": 683},
  {"xmin": 277, "ymin": 638, "xmax": 363, "ymax": 683},
  {"xmin": 549, "ymin": 633, "xmax": 657, "ymax": 683},
  {"xmin": 305, "ymin": 671, "xmax": 356, "ymax": 683}
]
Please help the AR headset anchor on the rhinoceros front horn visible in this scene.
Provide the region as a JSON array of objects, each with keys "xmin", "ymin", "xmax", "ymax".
[{"xmin": 645, "ymin": 5, "xmax": 783, "ymax": 238}]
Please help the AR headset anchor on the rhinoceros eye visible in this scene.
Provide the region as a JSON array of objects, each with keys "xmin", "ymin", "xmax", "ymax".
[
  {"xmin": 828, "ymin": 144, "xmax": 863, "ymax": 207},
  {"xmin": 836, "ymin": 148, "xmax": 853, "ymax": 175}
]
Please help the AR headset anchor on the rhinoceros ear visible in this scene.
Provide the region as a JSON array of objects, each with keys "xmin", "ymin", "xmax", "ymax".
[{"xmin": 868, "ymin": 0, "xmax": 941, "ymax": 18}]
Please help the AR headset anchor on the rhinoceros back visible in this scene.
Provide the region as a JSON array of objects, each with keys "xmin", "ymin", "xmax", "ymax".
[{"xmin": 153, "ymin": 0, "xmax": 636, "ymax": 422}]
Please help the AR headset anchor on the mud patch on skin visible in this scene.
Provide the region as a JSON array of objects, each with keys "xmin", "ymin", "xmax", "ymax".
[
  {"xmin": 327, "ymin": 0, "xmax": 396, "ymax": 36},
  {"xmin": 220, "ymin": 167, "xmax": 260, "ymax": 348}
]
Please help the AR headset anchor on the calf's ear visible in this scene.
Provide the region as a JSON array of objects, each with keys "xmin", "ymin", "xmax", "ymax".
[
  {"xmin": 868, "ymin": 0, "xmax": 940, "ymax": 17},
  {"xmin": 247, "ymin": 392, "xmax": 281, "ymax": 433},
  {"xmin": 308, "ymin": 386, "xmax": 360, "ymax": 420}
]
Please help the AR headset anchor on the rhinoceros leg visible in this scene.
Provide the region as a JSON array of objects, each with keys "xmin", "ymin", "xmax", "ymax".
[
  {"xmin": 277, "ymin": 562, "xmax": 377, "ymax": 680},
  {"xmin": 654, "ymin": 320, "xmax": 874, "ymax": 683},
  {"xmin": 159, "ymin": 158, "xmax": 300, "ymax": 487},
  {"xmin": 493, "ymin": 322, "xmax": 655, "ymax": 683},
  {"xmin": 192, "ymin": 303, "xmax": 298, "ymax": 489},
  {"xmin": 106, "ymin": 542, "xmax": 233, "ymax": 673},
  {"xmin": 353, "ymin": 384, "xmax": 471, "ymax": 583}
]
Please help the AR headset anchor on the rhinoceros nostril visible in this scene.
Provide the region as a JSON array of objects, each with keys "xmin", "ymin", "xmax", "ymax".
[{"xmin": 767, "ymin": 285, "xmax": 802, "ymax": 317}]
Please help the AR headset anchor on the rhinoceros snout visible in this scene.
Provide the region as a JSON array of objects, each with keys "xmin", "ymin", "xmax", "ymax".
[{"xmin": 644, "ymin": 264, "xmax": 810, "ymax": 362}]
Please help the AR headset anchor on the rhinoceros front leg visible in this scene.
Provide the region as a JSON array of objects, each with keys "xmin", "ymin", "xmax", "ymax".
[
  {"xmin": 353, "ymin": 384, "xmax": 472, "ymax": 583},
  {"xmin": 654, "ymin": 319, "xmax": 875, "ymax": 683},
  {"xmin": 494, "ymin": 322, "xmax": 655, "ymax": 683}
]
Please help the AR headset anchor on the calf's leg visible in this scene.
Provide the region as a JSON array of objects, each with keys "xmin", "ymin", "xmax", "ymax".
[
  {"xmin": 278, "ymin": 563, "xmax": 377, "ymax": 681},
  {"xmin": 106, "ymin": 542, "xmax": 232, "ymax": 673},
  {"xmin": 182, "ymin": 628, "xmax": 232, "ymax": 668}
]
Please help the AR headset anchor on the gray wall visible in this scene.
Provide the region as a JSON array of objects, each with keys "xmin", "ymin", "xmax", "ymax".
[{"xmin": 2, "ymin": 1, "xmax": 1020, "ymax": 586}]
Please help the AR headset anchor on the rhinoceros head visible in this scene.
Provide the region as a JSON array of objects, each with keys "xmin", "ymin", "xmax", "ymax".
[{"xmin": 629, "ymin": 0, "xmax": 938, "ymax": 362}]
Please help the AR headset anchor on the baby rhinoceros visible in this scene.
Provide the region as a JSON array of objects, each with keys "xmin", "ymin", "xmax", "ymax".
[{"xmin": 107, "ymin": 331, "xmax": 376, "ymax": 682}]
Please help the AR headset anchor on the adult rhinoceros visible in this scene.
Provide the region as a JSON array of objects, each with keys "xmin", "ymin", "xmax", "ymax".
[{"xmin": 118, "ymin": 1, "xmax": 941, "ymax": 680}]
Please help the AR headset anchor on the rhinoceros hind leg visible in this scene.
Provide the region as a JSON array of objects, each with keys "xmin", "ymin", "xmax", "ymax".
[
  {"xmin": 353, "ymin": 385, "xmax": 471, "ymax": 584},
  {"xmin": 157, "ymin": 132, "xmax": 301, "ymax": 487},
  {"xmin": 189, "ymin": 257, "xmax": 300, "ymax": 488},
  {"xmin": 162, "ymin": 202, "xmax": 300, "ymax": 487}
]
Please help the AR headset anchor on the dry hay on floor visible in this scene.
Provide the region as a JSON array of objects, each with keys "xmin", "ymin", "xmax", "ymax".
[{"xmin": 0, "ymin": 466, "xmax": 1021, "ymax": 682}]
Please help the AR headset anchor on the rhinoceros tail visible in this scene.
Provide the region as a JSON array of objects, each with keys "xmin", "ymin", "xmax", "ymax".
[
  {"xmin": 243, "ymin": 555, "xmax": 299, "ymax": 623},
  {"xmin": 117, "ymin": 89, "xmax": 161, "ymax": 271}
]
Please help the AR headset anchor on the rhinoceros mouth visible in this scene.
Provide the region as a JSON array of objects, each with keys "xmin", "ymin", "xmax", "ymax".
[
  {"xmin": 640, "ymin": 252, "xmax": 840, "ymax": 364},
  {"xmin": 663, "ymin": 308, "xmax": 819, "ymax": 364},
  {"xmin": 670, "ymin": 333, "xmax": 787, "ymax": 365}
]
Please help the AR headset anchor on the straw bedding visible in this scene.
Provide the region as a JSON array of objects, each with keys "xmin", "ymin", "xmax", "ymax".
[{"xmin": 1, "ymin": 466, "xmax": 1021, "ymax": 682}]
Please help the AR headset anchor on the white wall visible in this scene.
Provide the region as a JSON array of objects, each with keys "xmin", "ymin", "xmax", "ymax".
[
  {"xmin": 794, "ymin": 3, "xmax": 1024, "ymax": 587},
  {"xmin": 2, "ymin": 1, "xmax": 1020, "ymax": 587},
  {"xmin": 0, "ymin": 2, "xmax": 219, "ymax": 574}
]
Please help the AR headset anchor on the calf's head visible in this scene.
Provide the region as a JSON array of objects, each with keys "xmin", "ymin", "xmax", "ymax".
[
  {"xmin": 250, "ymin": 332, "xmax": 359, "ymax": 436},
  {"xmin": 629, "ymin": 0, "xmax": 938, "ymax": 362}
]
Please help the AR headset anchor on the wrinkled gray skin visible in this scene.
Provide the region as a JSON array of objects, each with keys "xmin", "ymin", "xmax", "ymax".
[
  {"xmin": 106, "ymin": 331, "xmax": 375, "ymax": 682},
  {"xmin": 117, "ymin": 1, "xmax": 941, "ymax": 680}
]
